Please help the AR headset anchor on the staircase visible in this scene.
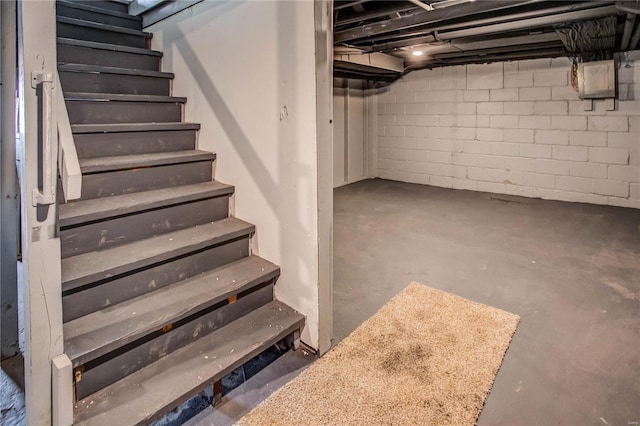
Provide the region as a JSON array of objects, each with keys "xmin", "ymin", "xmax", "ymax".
[{"xmin": 55, "ymin": 1, "xmax": 305, "ymax": 423}]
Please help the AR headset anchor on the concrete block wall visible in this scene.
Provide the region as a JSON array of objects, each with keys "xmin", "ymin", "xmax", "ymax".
[{"xmin": 375, "ymin": 55, "xmax": 640, "ymax": 208}]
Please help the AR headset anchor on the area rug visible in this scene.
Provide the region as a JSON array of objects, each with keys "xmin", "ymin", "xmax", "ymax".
[{"xmin": 239, "ymin": 282, "xmax": 520, "ymax": 426}]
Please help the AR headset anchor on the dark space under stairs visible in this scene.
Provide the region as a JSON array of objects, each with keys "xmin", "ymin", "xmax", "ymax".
[{"xmin": 55, "ymin": 1, "xmax": 305, "ymax": 423}]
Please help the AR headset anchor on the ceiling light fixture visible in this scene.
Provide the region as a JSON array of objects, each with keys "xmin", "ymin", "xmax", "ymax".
[{"xmin": 412, "ymin": 50, "xmax": 424, "ymax": 56}]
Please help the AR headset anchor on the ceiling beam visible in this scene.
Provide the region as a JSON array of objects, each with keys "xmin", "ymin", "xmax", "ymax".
[
  {"xmin": 334, "ymin": 0, "xmax": 543, "ymax": 44},
  {"xmin": 335, "ymin": 4, "xmax": 418, "ymax": 28},
  {"xmin": 356, "ymin": 4, "xmax": 619, "ymax": 52}
]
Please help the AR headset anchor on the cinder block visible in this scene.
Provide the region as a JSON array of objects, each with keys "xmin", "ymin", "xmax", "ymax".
[
  {"xmin": 518, "ymin": 58, "xmax": 551, "ymax": 71},
  {"xmin": 631, "ymin": 183, "xmax": 640, "ymax": 200},
  {"xmin": 396, "ymin": 115, "xmax": 417, "ymax": 126},
  {"xmin": 522, "ymin": 172, "xmax": 555, "ymax": 189},
  {"xmin": 550, "ymin": 57, "xmax": 572, "ymax": 68},
  {"xmin": 504, "ymin": 129, "xmax": 534, "ymax": 143},
  {"xmin": 385, "ymin": 126, "xmax": 405, "ymax": 137},
  {"xmin": 463, "ymin": 90, "xmax": 490, "ymax": 102},
  {"xmin": 607, "ymin": 100, "xmax": 640, "ymax": 116},
  {"xmin": 505, "ymin": 157, "xmax": 535, "ymax": 173},
  {"xmin": 570, "ymin": 162, "xmax": 607, "ymax": 179},
  {"xmin": 503, "ymin": 101, "xmax": 534, "ymax": 115},
  {"xmin": 467, "ymin": 63, "xmax": 504, "ymax": 90},
  {"xmin": 382, "ymin": 103, "xmax": 405, "ymax": 115},
  {"xmin": 556, "ymin": 175, "xmax": 592, "ymax": 193},
  {"xmin": 377, "ymin": 90, "xmax": 396, "ymax": 103},
  {"xmin": 463, "ymin": 141, "xmax": 491, "ymax": 155},
  {"xmin": 452, "ymin": 152, "xmax": 506, "ymax": 169},
  {"xmin": 490, "ymin": 88, "xmax": 519, "ymax": 101},
  {"xmin": 589, "ymin": 147, "xmax": 630, "ymax": 164},
  {"xmin": 569, "ymin": 131, "xmax": 607, "ymax": 147},
  {"xmin": 378, "ymin": 136, "xmax": 417, "ymax": 149},
  {"xmin": 453, "ymin": 178, "xmax": 478, "ymax": 191},
  {"xmin": 533, "ymin": 71, "xmax": 568, "ymax": 87},
  {"xmin": 429, "ymin": 175, "xmax": 454, "ymax": 188},
  {"xmin": 406, "ymin": 126, "xmax": 426, "ymax": 138},
  {"xmin": 430, "ymin": 77, "xmax": 466, "ymax": 91},
  {"xmin": 418, "ymin": 90, "xmax": 464, "ymax": 103},
  {"xmin": 520, "ymin": 115, "xmax": 551, "ymax": 129},
  {"xmin": 467, "ymin": 167, "xmax": 523, "ymax": 185},
  {"xmin": 377, "ymin": 158, "xmax": 397, "ymax": 170},
  {"xmin": 477, "ymin": 102, "xmax": 504, "ymax": 115},
  {"xmin": 504, "ymin": 73, "xmax": 533, "ymax": 88},
  {"xmin": 477, "ymin": 128, "xmax": 504, "ymax": 141},
  {"xmin": 439, "ymin": 115, "xmax": 476, "ymax": 128},
  {"xmin": 607, "ymin": 132, "xmax": 639, "ymax": 148},
  {"xmin": 489, "ymin": 142, "xmax": 520, "ymax": 157},
  {"xmin": 552, "ymin": 146, "xmax": 588, "ymax": 161},
  {"xmin": 395, "ymin": 91, "xmax": 417, "ymax": 103},
  {"xmin": 534, "ymin": 101, "xmax": 568, "ymax": 115},
  {"xmin": 520, "ymin": 87, "xmax": 551, "ymax": 101},
  {"xmin": 535, "ymin": 129, "xmax": 569, "ymax": 145},
  {"xmin": 378, "ymin": 115, "xmax": 396, "ymax": 126},
  {"xmin": 588, "ymin": 116, "xmax": 629, "ymax": 132},
  {"xmin": 411, "ymin": 149, "xmax": 453, "ymax": 164},
  {"xmin": 551, "ymin": 86, "xmax": 580, "ymax": 101},
  {"xmin": 535, "ymin": 159, "xmax": 570, "ymax": 175},
  {"xmin": 608, "ymin": 165, "xmax": 640, "ymax": 182},
  {"xmin": 407, "ymin": 80, "xmax": 429, "ymax": 92},
  {"xmin": 490, "ymin": 115, "xmax": 519, "ymax": 129},
  {"xmin": 417, "ymin": 138, "xmax": 463, "ymax": 152},
  {"xmin": 592, "ymin": 179, "xmax": 629, "ymax": 197},
  {"xmin": 405, "ymin": 103, "xmax": 428, "ymax": 115},
  {"xmin": 377, "ymin": 124, "xmax": 385, "ymax": 137},
  {"xmin": 504, "ymin": 62, "xmax": 519, "ymax": 74},
  {"xmin": 477, "ymin": 115, "xmax": 490, "ymax": 127},
  {"xmin": 550, "ymin": 116, "xmax": 587, "ymax": 131},
  {"xmin": 380, "ymin": 148, "xmax": 407, "ymax": 160},
  {"xmin": 520, "ymin": 144, "xmax": 552, "ymax": 159},
  {"xmin": 415, "ymin": 115, "xmax": 439, "ymax": 126},
  {"xmin": 450, "ymin": 127, "xmax": 477, "ymax": 140}
]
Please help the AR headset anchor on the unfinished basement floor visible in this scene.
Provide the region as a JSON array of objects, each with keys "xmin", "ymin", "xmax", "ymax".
[{"xmin": 334, "ymin": 178, "xmax": 639, "ymax": 426}]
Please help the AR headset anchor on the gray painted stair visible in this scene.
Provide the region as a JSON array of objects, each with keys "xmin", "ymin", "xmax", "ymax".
[
  {"xmin": 57, "ymin": 0, "xmax": 142, "ymax": 29},
  {"xmin": 57, "ymin": 37, "xmax": 162, "ymax": 71},
  {"xmin": 59, "ymin": 64, "xmax": 173, "ymax": 95},
  {"xmin": 56, "ymin": 1, "xmax": 304, "ymax": 421},
  {"xmin": 73, "ymin": 301, "xmax": 304, "ymax": 425},
  {"xmin": 71, "ymin": 122, "xmax": 200, "ymax": 157}
]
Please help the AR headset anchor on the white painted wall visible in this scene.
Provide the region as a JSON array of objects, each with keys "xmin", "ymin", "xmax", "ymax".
[
  {"xmin": 148, "ymin": 1, "xmax": 321, "ymax": 348},
  {"xmin": 333, "ymin": 79, "xmax": 370, "ymax": 187},
  {"xmin": 374, "ymin": 55, "xmax": 640, "ymax": 209}
]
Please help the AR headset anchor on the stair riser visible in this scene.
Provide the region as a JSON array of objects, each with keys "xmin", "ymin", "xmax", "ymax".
[
  {"xmin": 73, "ymin": 130, "xmax": 196, "ymax": 158},
  {"xmin": 66, "ymin": 101, "xmax": 182, "ymax": 125},
  {"xmin": 60, "ymin": 71, "xmax": 170, "ymax": 96},
  {"xmin": 74, "ymin": 284, "xmax": 274, "ymax": 400},
  {"xmin": 58, "ymin": 44, "xmax": 160, "ymax": 71},
  {"xmin": 62, "ymin": 237, "xmax": 250, "ymax": 322},
  {"xmin": 61, "ymin": 196, "xmax": 230, "ymax": 258},
  {"xmin": 57, "ymin": 4, "xmax": 141, "ymax": 30},
  {"xmin": 68, "ymin": 1, "xmax": 129, "ymax": 14},
  {"xmin": 57, "ymin": 22, "xmax": 147, "ymax": 48},
  {"xmin": 80, "ymin": 161, "xmax": 212, "ymax": 200}
]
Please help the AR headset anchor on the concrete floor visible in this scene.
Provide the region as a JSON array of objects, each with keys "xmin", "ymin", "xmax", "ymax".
[{"xmin": 334, "ymin": 178, "xmax": 640, "ymax": 426}]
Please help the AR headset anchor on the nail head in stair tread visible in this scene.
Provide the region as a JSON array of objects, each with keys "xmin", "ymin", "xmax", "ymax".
[
  {"xmin": 71, "ymin": 122, "xmax": 200, "ymax": 133},
  {"xmin": 57, "ymin": 37, "xmax": 163, "ymax": 56},
  {"xmin": 64, "ymin": 255, "xmax": 280, "ymax": 366},
  {"xmin": 79, "ymin": 150, "xmax": 214, "ymax": 173},
  {"xmin": 61, "ymin": 218, "xmax": 256, "ymax": 292},
  {"xmin": 57, "ymin": 0, "xmax": 142, "ymax": 21},
  {"xmin": 59, "ymin": 64, "xmax": 174, "ymax": 78},
  {"xmin": 64, "ymin": 93, "xmax": 186, "ymax": 103},
  {"xmin": 57, "ymin": 16, "xmax": 152, "ymax": 38},
  {"xmin": 73, "ymin": 301, "xmax": 304, "ymax": 426},
  {"xmin": 60, "ymin": 181, "xmax": 233, "ymax": 227}
]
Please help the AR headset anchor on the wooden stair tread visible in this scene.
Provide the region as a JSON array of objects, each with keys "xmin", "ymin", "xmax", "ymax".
[
  {"xmin": 79, "ymin": 150, "xmax": 213, "ymax": 173},
  {"xmin": 62, "ymin": 218, "xmax": 255, "ymax": 292},
  {"xmin": 71, "ymin": 122, "xmax": 200, "ymax": 133},
  {"xmin": 57, "ymin": 0, "xmax": 142, "ymax": 21},
  {"xmin": 73, "ymin": 301, "xmax": 304, "ymax": 425},
  {"xmin": 64, "ymin": 255, "xmax": 280, "ymax": 366},
  {"xmin": 64, "ymin": 92, "xmax": 185, "ymax": 103},
  {"xmin": 59, "ymin": 63, "xmax": 173, "ymax": 78},
  {"xmin": 57, "ymin": 37, "xmax": 162, "ymax": 56},
  {"xmin": 60, "ymin": 181, "xmax": 233, "ymax": 227},
  {"xmin": 57, "ymin": 16, "xmax": 151, "ymax": 38}
]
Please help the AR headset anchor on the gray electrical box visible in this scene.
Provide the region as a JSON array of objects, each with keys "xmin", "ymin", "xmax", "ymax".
[{"xmin": 577, "ymin": 60, "xmax": 615, "ymax": 99}]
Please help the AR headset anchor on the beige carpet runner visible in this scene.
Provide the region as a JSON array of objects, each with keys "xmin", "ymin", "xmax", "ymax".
[{"xmin": 239, "ymin": 282, "xmax": 519, "ymax": 425}]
